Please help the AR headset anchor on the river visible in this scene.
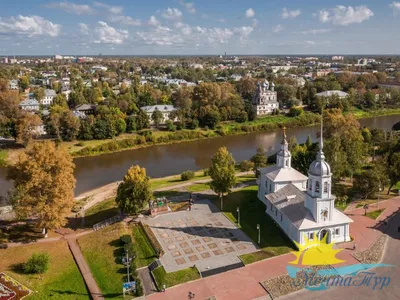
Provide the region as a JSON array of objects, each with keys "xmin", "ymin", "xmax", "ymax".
[{"xmin": 0, "ymin": 115, "xmax": 399, "ymax": 198}]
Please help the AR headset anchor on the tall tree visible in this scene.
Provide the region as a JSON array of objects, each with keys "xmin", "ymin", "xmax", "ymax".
[
  {"xmin": 387, "ymin": 152, "xmax": 400, "ymax": 194},
  {"xmin": 151, "ymin": 109, "xmax": 163, "ymax": 128},
  {"xmin": 8, "ymin": 141, "xmax": 76, "ymax": 235},
  {"xmin": 209, "ymin": 147, "xmax": 236, "ymax": 210},
  {"xmin": 116, "ymin": 165, "xmax": 152, "ymax": 214},
  {"xmin": 250, "ymin": 147, "xmax": 267, "ymax": 177}
]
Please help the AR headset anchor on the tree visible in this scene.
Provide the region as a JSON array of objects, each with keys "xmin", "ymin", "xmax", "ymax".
[
  {"xmin": 115, "ymin": 118, "xmax": 127, "ymax": 135},
  {"xmin": 198, "ymin": 105, "xmax": 220, "ymax": 129},
  {"xmin": 8, "ymin": 141, "xmax": 76, "ymax": 234},
  {"xmin": 136, "ymin": 110, "xmax": 150, "ymax": 130},
  {"xmin": 387, "ymin": 152, "xmax": 400, "ymax": 194},
  {"xmin": 15, "ymin": 113, "xmax": 41, "ymax": 147},
  {"xmin": 240, "ymin": 160, "xmax": 254, "ymax": 173},
  {"xmin": 52, "ymin": 94, "xmax": 68, "ymax": 108},
  {"xmin": 116, "ymin": 165, "xmax": 152, "ymax": 214},
  {"xmin": 19, "ymin": 76, "xmax": 30, "ymax": 90},
  {"xmin": 33, "ymin": 87, "xmax": 45, "ymax": 102},
  {"xmin": 151, "ymin": 109, "xmax": 163, "ymax": 128},
  {"xmin": 60, "ymin": 111, "xmax": 80, "ymax": 141},
  {"xmin": 208, "ymin": 147, "xmax": 236, "ymax": 210},
  {"xmin": 23, "ymin": 253, "xmax": 49, "ymax": 274},
  {"xmin": 250, "ymin": 147, "xmax": 267, "ymax": 177},
  {"xmin": 353, "ymin": 163, "xmax": 388, "ymax": 199},
  {"xmin": 288, "ymin": 106, "xmax": 304, "ymax": 117}
]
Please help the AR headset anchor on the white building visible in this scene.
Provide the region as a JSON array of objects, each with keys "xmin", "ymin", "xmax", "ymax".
[
  {"xmin": 140, "ymin": 105, "xmax": 177, "ymax": 125},
  {"xmin": 316, "ymin": 90, "xmax": 348, "ymax": 99},
  {"xmin": 257, "ymin": 127, "xmax": 352, "ymax": 247},
  {"xmin": 332, "ymin": 56, "xmax": 344, "ymax": 61},
  {"xmin": 252, "ymin": 80, "xmax": 279, "ymax": 116},
  {"xmin": 9, "ymin": 79, "xmax": 18, "ymax": 90},
  {"xmin": 40, "ymin": 89, "xmax": 56, "ymax": 106},
  {"xmin": 20, "ymin": 98, "xmax": 40, "ymax": 111},
  {"xmin": 270, "ymin": 65, "xmax": 298, "ymax": 73}
]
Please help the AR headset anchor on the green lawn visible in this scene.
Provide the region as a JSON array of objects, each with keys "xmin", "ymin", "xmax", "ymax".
[
  {"xmin": 77, "ymin": 223, "xmax": 129, "ymax": 299},
  {"xmin": 0, "ymin": 241, "xmax": 88, "ymax": 299},
  {"xmin": 150, "ymin": 171, "xmax": 208, "ymax": 190},
  {"xmin": 81, "ymin": 198, "xmax": 119, "ymax": 228},
  {"xmin": 152, "ymin": 266, "xmax": 200, "ymax": 289},
  {"xmin": 211, "ymin": 186, "xmax": 295, "ymax": 264},
  {"xmin": 0, "ymin": 150, "xmax": 7, "ymax": 167},
  {"xmin": 366, "ymin": 209, "xmax": 385, "ymax": 220},
  {"xmin": 132, "ymin": 225, "xmax": 158, "ymax": 268},
  {"xmin": 185, "ymin": 182, "xmax": 210, "ymax": 192}
]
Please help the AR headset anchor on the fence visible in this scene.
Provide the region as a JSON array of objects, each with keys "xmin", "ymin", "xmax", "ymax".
[{"xmin": 93, "ymin": 215, "xmax": 122, "ymax": 231}]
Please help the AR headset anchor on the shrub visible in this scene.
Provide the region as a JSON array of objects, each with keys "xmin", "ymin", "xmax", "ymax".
[
  {"xmin": 120, "ymin": 234, "xmax": 132, "ymax": 245},
  {"xmin": 181, "ymin": 170, "xmax": 195, "ymax": 181},
  {"xmin": 23, "ymin": 253, "xmax": 49, "ymax": 274},
  {"xmin": 203, "ymin": 169, "xmax": 209, "ymax": 176},
  {"xmin": 288, "ymin": 106, "xmax": 304, "ymax": 117},
  {"xmin": 166, "ymin": 120, "xmax": 176, "ymax": 132},
  {"xmin": 240, "ymin": 160, "xmax": 254, "ymax": 172},
  {"xmin": 75, "ymin": 142, "xmax": 85, "ymax": 147}
]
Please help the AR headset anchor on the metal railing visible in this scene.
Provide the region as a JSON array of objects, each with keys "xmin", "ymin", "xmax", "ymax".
[{"xmin": 93, "ymin": 215, "xmax": 122, "ymax": 231}]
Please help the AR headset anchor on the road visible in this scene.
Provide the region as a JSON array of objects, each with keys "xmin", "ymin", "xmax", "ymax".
[{"xmin": 281, "ymin": 211, "xmax": 400, "ymax": 300}]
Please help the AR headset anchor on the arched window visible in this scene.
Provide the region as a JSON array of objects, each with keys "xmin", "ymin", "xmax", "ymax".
[
  {"xmin": 285, "ymin": 160, "xmax": 289, "ymax": 167},
  {"xmin": 315, "ymin": 181, "xmax": 320, "ymax": 193},
  {"xmin": 324, "ymin": 182, "xmax": 328, "ymax": 193},
  {"xmin": 308, "ymin": 180, "xmax": 312, "ymax": 190}
]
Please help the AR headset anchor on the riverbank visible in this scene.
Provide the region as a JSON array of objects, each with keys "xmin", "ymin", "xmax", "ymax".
[{"xmin": 2, "ymin": 108, "xmax": 400, "ymax": 165}]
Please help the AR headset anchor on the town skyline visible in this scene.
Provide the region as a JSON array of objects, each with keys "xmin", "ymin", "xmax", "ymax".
[{"xmin": 1, "ymin": 1, "xmax": 400, "ymax": 55}]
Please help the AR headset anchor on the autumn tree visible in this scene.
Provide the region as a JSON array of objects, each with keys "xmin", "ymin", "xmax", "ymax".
[
  {"xmin": 8, "ymin": 141, "xmax": 76, "ymax": 235},
  {"xmin": 209, "ymin": 147, "xmax": 236, "ymax": 210},
  {"xmin": 116, "ymin": 165, "xmax": 152, "ymax": 214},
  {"xmin": 15, "ymin": 112, "xmax": 41, "ymax": 146}
]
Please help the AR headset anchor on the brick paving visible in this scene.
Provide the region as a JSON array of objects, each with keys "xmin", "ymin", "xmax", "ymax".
[{"xmin": 143, "ymin": 200, "xmax": 258, "ymax": 273}]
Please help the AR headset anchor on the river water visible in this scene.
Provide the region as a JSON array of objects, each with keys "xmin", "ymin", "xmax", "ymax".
[{"xmin": 0, "ymin": 115, "xmax": 398, "ymax": 198}]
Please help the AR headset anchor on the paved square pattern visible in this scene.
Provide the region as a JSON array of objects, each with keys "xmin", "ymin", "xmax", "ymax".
[{"xmin": 143, "ymin": 199, "xmax": 259, "ymax": 272}]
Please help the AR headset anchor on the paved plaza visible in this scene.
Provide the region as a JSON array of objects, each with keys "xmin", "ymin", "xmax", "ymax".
[{"xmin": 143, "ymin": 199, "xmax": 259, "ymax": 273}]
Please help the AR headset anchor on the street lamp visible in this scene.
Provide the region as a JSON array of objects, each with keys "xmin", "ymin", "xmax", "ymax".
[
  {"xmin": 377, "ymin": 186, "xmax": 382, "ymax": 208},
  {"xmin": 237, "ymin": 207, "xmax": 240, "ymax": 226},
  {"xmin": 257, "ymin": 224, "xmax": 260, "ymax": 244}
]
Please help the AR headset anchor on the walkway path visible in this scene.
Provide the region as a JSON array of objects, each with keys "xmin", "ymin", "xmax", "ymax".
[
  {"xmin": 147, "ymin": 196, "xmax": 400, "ymax": 300},
  {"xmin": 138, "ymin": 267, "xmax": 158, "ymax": 296},
  {"xmin": 67, "ymin": 237, "xmax": 104, "ymax": 300}
]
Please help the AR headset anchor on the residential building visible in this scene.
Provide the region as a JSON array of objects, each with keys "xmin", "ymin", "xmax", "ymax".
[
  {"xmin": 332, "ymin": 56, "xmax": 344, "ymax": 61},
  {"xmin": 40, "ymin": 89, "xmax": 56, "ymax": 106},
  {"xmin": 257, "ymin": 127, "xmax": 352, "ymax": 246},
  {"xmin": 316, "ymin": 90, "xmax": 348, "ymax": 99},
  {"xmin": 140, "ymin": 105, "xmax": 177, "ymax": 125},
  {"xmin": 75, "ymin": 104, "xmax": 97, "ymax": 116},
  {"xmin": 20, "ymin": 98, "xmax": 40, "ymax": 111},
  {"xmin": 269, "ymin": 65, "xmax": 298, "ymax": 73},
  {"xmin": 252, "ymin": 80, "xmax": 279, "ymax": 116},
  {"xmin": 9, "ymin": 80, "xmax": 18, "ymax": 90}
]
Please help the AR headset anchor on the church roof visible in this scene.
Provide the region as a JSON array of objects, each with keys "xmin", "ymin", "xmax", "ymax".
[
  {"xmin": 265, "ymin": 184, "xmax": 307, "ymax": 228},
  {"xmin": 298, "ymin": 208, "xmax": 353, "ymax": 230},
  {"xmin": 260, "ymin": 165, "xmax": 308, "ymax": 182}
]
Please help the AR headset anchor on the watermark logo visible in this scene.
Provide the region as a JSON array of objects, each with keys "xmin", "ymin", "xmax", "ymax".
[{"xmin": 286, "ymin": 233, "xmax": 394, "ymax": 291}]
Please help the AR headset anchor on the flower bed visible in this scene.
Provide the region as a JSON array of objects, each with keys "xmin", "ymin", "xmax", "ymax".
[
  {"xmin": 0, "ymin": 273, "xmax": 31, "ymax": 299},
  {"xmin": 139, "ymin": 222, "xmax": 164, "ymax": 257}
]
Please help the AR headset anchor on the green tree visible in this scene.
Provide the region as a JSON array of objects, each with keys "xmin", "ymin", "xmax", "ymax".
[
  {"xmin": 151, "ymin": 109, "xmax": 163, "ymax": 128},
  {"xmin": 23, "ymin": 253, "xmax": 49, "ymax": 274},
  {"xmin": 353, "ymin": 163, "xmax": 388, "ymax": 199},
  {"xmin": 20, "ymin": 76, "xmax": 30, "ymax": 90},
  {"xmin": 250, "ymin": 147, "xmax": 267, "ymax": 177},
  {"xmin": 8, "ymin": 141, "xmax": 76, "ymax": 234},
  {"xmin": 209, "ymin": 147, "xmax": 236, "ymax": 210},
  {"xmin": 33, "ymin": 87, "xmax": 45, "ymax": 102},
  {"xmin": 60, "ymin": 111, "xmax": 80, "ymax": 141},
  {"xmin": 116, "ymin": 165, "xmax": 152, "ymax": 214},
  {"xmin": 52, "ymin": 94, "xmax": 68, "ymax": 108},
  {"xmin": 136, "ymin": 110, "xmax": 150, "ymax": 130},
  {"xmin": 239, "ymin": 160, "xmax": 254, "ymax": 173},
  {"xmin": 387, "ymin": 152, "xmax": 400, "ymax": 194}
]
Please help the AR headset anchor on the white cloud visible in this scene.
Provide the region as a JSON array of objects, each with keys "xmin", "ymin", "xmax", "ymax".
[
  {"xmin": 318, "ymin": 6, "xmax": 373, "ymax": 26},
  {"xmin": 174, "ymin": 22, "xmax": 185, "ymax": 29},
  {"xmin": 109, "ymin": 15, "xmax": 141, "ymax": 26},
  {"xmin": 272, "ymin": 24, "xmax": 284, "ymax": 33},
  {"xmin": 162, "ymin": 8, "xmax": 183, "ymax": 20},
  {"xmin": 245, "ymin": 8, "xmax": 255, "ymax": 18},
  {"xmin": 180, "ymin": 0, "xmax": 196, "ymax": 14},
  {"xmin": 94, "ymin": 21, "xmax": 128, "ymax": 44},
  {"xmin": 301, "ymin": 28, "xmax": 331, "ymax": 35},
  {"xmin": 252, "ymin": 18, "xmax": 258, "ymax": 28},
  {"xmin": 390, "ymin": 2, "xmax": 400, "ymax": 12},
  {"xmin": 93, "ymin": 1, "xmax": 123, "ymax": 14},
  {"xmin": 234, "ymin": 26, "xmax": 253, "ymax": 41},
  {"xmin": 45, "ymin": 1, "xmax": 95, "ymax": 15},
  {"xmin": 148, "ymin": 16, "xmax": 160, "ymax": 26},
  {"xmin": 281, "ymin": 8, "xmax": 301, "ymax": 19},
  {"xmin": 79, "ymin": 23, "xmax": 89, "ymax": 35},
  {"xmin": 0, "ymin": 15, "xmax": 61, "ymax": 37}
]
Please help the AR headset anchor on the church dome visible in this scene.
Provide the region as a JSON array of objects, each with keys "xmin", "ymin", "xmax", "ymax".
[{"xmin": 308, "ymin": 159, "xmax": 331, "ymax": 176}]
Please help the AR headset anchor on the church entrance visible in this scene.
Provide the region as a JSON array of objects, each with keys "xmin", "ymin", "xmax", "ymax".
[{"xmin": 319, "ymin": 229, "xmax": 331, "ymax": 243}]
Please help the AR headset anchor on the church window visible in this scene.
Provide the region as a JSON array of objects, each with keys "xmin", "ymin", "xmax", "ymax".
[
  {"xmin": 335, "ymin": 228, "xmax": 340, "ymax": 235},
  {"xmin": 280, "ymin": 214, "xmax": 283, "ymax": 222},
  {"xmin": 309, "ymin": 232, "xmax": 314, "ymax": 240},
  {"xmin": 308, "ymin": 180, "xmax": 312, "ymax": 190},
  {"xmin": 275, "ymin": 209, "xmax": 278, "ymax": 216},
  {"xmin": 315, "ymin": 181, "xmax": 320, "ymax": 193},
  {"xmin": 285, "ymin": 160, "xmax": 289, "ymax": 167},
  {"xmin": 265, "ymin": 180, "xmax": 268, "ymax": 189},
  {"xmin": 321, "ymin": 208, "xmax": 328, "ymax": 221},
  {"xmin": 324, "ymin": 182, "xmax": 328, "ymax": 193},
  {"xmin": 269, "ymin": 183, "xmax": 272, "ymax": 192}
]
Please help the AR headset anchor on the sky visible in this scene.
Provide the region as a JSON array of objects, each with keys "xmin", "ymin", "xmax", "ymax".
[{"xmin": 0, "ymin": 0, "xmax": 400, "ymax": 55}]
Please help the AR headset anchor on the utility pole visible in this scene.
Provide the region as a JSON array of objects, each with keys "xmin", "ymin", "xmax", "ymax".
[
  {"xmin": 126, "ymin": 250, "xmax": 130, "ymax": 283},
  {"xmin": 257, "ymin": 224, "xmax": 260, "ymax": 244},
  {"xmin": 237, "ymin": 207, "xmax": 240, "ymax": 226}
]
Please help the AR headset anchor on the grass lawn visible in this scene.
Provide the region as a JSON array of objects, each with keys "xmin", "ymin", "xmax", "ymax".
[
  {"xmin": 211, "ymin": 186, "xmax": 295, "ymax": 264},
  {"xmin": 150, "ymin": 171, "xmax": 208, "ymax": 190},
  {"xmin": 132, "ymin": 225, "xmax": 158, "ymax": 268},
  {"xmin": 184, "ymin": 182, "xmax": 210, "ymax": 192},
  {"xmin": 0, "ymin": 149, "xmax": 7, "ymax": 167},
  {"xmin": 82, "ymin": 197, "xmax": 119, "ymax": 227},
  {"xmin": 0, "ymin": 241, "xmax": 88, "ymax": 299},
  {"xmin": 366, "ymin": 209, "xmax": 385, "ymax": 220},
  {"xmin": 77, "ymin": 222, "xmax": 130, "ymax": 299},
  {"xmin": 152, "ymin": 266, "xmax": 200, "ymax": 289}
]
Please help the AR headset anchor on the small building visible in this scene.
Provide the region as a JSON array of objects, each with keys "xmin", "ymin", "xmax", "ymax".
[
  {"xmin": 9, "ymin": 79, "xmax": 18, "ymax": 90},
  {"xmin": 140, "ymin": 105, "xmax": 177, "ymax": 125},
  {"xmin": 316, "ymin": 90, "xmax": 348, "ymax": 99},
  {"xmin": 40, "ymin": 89, "xmax": 56, "ymax": 106},
  {"xmin": 252, "ymin": 80, "xmax": 279, "ymax": 116},
  {"xmin": 75, "ymin": 104, "xmax": 97, "ymax": 116},
  {"xmin": 20, "ymin": 98, "xmax": 40, "ymax": 111}
]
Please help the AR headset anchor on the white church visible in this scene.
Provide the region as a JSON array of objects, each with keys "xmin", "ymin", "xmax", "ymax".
[{"xmin": 257, "ymin": 125, "xmax": 352, "ymax": 246}]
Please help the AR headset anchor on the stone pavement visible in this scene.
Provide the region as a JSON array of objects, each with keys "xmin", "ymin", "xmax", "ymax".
[
  {"xmin": 147, "ymin": 197, "xmax": 400, "ymax": 300},
  {"xmin": 142, "ymin": 200, "xmax": 258, "ymax": 273}
]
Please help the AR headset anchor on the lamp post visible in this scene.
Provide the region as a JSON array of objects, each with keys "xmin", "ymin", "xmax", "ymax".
[
  {"xmin": 377, "ymin": 186, "xmax": 382, "ymax": 208},
  {"xmin": 257, "ymin": 224, "xmax": 260, "ymax": 244},
  {"xmin": 237, "ymin": 207, "xmax": 240, "ymax": 226}
]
